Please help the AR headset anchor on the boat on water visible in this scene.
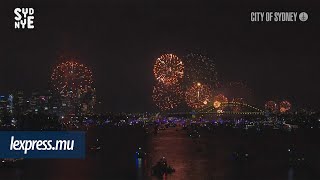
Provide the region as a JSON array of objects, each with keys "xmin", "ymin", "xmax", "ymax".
[{"xmin": 151, "ymin": 157, "xmax": 175, "ymax": 177}]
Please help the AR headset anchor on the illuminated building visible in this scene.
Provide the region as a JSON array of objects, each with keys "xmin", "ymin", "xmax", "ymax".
[
  {"xmin": 13, "ymin": 90, "xmax": 26, "ymax": 115},
  {"xmin": 0, "ymin": 95, "xmax": 7, "ymax": 118}
]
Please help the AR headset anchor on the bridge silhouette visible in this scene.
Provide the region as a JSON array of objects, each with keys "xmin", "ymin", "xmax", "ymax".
[{"xmin": 167, "ymin": 102, "xmax": 265, "ymax": 116}]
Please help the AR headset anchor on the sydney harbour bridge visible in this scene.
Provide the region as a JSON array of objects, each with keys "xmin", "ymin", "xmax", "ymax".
[{"xmin": 167, "ymin": 101, "xmax": 266, "ymax": 117}]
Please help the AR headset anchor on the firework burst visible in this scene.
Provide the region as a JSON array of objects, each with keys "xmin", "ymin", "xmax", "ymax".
[
  {"xmin": 153, "ymin": 54, "xmax": 184, "ymax": 86},
  {"xmin": 185, "ymin": 82, "xmax": 213, "ymax": 109},
  {"xmin": 51, "ymin": 61, "xmax": 94, "ymax": 99},
  {"xmin": 279, "ymin": 100, "xmax": 291, "ymax": 113},
  {"xmin": 152, "ymin": 83, "xmax": 183, "ymax": 111},
  {"xmin": 184, "ymin": 52, "xmax": 218, "ymax": 88},
  {"xmin": 213, "ymin": 94, "xmax": 228, "ymax": 108},
  {"xmin": 265, "ymin": 101, "xmax": 278, "ymax": 113}
]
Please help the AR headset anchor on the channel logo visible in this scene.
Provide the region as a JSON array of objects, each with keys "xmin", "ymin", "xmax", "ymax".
[
  {"xmin": 0, "ymin": 131, "xmax": 85, "ymax": 159},
  {"xmin": 14, "ymin": 8, "xmax": 35, "ymax": 29},
  {"xmin": 250, "ymin": 11, "xmax": 309, "ymax": 22}
]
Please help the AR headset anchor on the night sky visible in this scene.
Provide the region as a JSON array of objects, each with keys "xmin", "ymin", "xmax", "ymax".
[{"xmin": 0, "ymin": 0, "xmax": 319, "ymax": 112}]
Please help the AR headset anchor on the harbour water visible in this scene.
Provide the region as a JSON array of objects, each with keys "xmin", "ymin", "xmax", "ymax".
[{"xmin": 0, "ymin": 126, "xmax": 319, "ymax": 180}]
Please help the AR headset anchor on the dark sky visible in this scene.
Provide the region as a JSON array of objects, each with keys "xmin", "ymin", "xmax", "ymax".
[{"xmin": 0, "ymin": 0, "xmax": 319, "ymax": 112}]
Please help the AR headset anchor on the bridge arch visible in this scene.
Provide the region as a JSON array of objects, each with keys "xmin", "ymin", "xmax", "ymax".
[{"xmin": 197, "ymin": 102, "xmax": 264, "ymax": 115}]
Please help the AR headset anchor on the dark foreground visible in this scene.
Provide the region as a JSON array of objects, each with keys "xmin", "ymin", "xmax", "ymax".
[{"xmin": 0, "ymin": 126, "xmax": 319, "ymax": 180}]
